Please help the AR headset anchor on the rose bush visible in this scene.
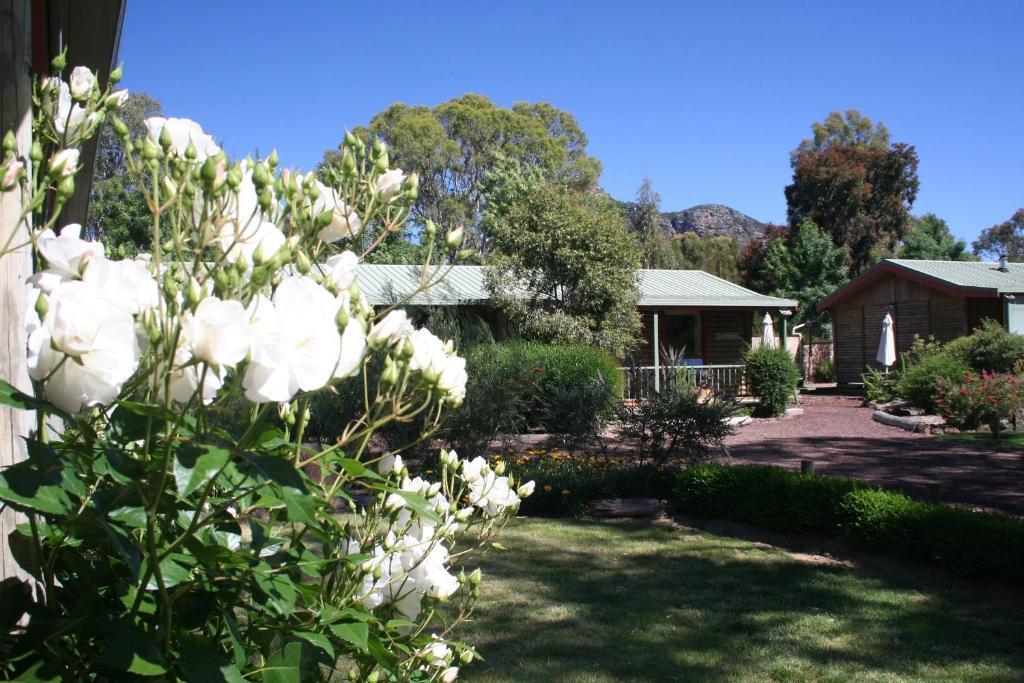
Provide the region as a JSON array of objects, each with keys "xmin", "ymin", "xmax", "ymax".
[{"xmin": 0, "ymin": 53, "xmax": 529, "ymax": 681}]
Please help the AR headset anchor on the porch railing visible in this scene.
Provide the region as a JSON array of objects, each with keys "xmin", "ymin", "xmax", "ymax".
[{"xmin": 619, "ymin": 364, "xmax": 746, "ymax": 401}]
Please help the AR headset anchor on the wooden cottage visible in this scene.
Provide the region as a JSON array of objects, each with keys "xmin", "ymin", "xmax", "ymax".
[
  {"xmin": 817, "ymin": 259, "xmax": 1024, "ymax": 384},
  {"xmin": 354, "ymin": 265, "xmax": 798, "ymax": 396}
]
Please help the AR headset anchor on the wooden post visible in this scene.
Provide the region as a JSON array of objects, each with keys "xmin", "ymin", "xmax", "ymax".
[
  {"xmin": 800, "ymin": 459, "xmax": 815, "ymax": 476},
  {"xmin": 652, "ymin": 311, "xmax": 660, "ymax": 394},
  {"xmin": 0, "ymin": 0, "xmax": 33, "ymax": 584}
]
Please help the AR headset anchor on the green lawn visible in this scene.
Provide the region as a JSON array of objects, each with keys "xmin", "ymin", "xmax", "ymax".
[
  {"xmin": 935, "ymin": 430, "xmax": 1024, "ymax": 450},
  {"xmin": 458, "ymin": 518, "xmax": 1024, "ymax": 682}
]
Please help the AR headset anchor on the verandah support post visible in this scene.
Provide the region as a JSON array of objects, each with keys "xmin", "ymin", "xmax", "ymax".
[{"xmin": 652, "ymin": 311, "xmax": 660, "ymax": 394}]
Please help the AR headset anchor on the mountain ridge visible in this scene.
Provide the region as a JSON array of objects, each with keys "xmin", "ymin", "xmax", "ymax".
[{"xmin": 659, "ymin": 204, "xmax": 766, "ymax": 246}]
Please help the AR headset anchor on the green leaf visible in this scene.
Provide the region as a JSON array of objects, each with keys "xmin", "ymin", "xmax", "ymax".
[
  {"xmin": 177, "ymin": 641, "xmax": 247, "ymax": 683},
  {"xmin": 174, "ymin": 444, "xmax": 230, "ymax": 498},
  {"xmin": 394, "ymin": 490, "xmax": 441, "ymax": 524},
  {"xmin": 294, "ymin": 631, "xmax": 335, "ymax": 660},
  {"xmin": 262, "ymin": 641, "xmax": 302, "ymax": 683},
  {"xmin": 238, "ymin": 452, "xmax": 320, "ymax": 529},
  {"xmin": 319, "ymin": 605, "xmax": 374, "ymax": 624},
  {"xmin": 253, "ymin": 569, "xmax": 297, "ymax": 616},
  {"xmin": 337, "ymin": 457, "xmax": 380, "ymax": 480},
  {"xmin": 330, "ymin": 621, "xmax": 369, "ymax": 652},
  {"xmin": 15, "ymin": 661, "xmax": 64, "ymax": 683},
  {"xmin": 97, "ymin": 623, "xmax": 168, "ymax": 675},
  {"xmin": 0, "ymin": 378, "xmax": 47, "ymax": 411},
  {"xmin": 0, "ymin": 457, "xmax": 76, "ymax": 515},
  {"xmin": 108, "ymin": 505, "xmax": 148, "ymax": 529}
]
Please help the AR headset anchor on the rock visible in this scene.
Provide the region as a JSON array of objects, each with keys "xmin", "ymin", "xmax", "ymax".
[{"xmin": 662, "ymin": 204, "xmax": 766, "ymax": 246}]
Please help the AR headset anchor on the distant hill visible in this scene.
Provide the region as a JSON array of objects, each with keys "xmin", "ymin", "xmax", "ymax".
[{"xmin": 659, "ymin": 204, "xmax": 766, "ymax": 246}]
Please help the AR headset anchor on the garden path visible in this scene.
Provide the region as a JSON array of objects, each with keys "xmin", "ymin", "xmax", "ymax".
[{"xmin": 722, "ymin": 393, "xmax": 1024, "ymax": 515}]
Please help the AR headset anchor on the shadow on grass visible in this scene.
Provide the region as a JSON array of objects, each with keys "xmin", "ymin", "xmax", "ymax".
[{"xmin": 460, "ymin": 519, "xmax": 1024, "ymax": 682}]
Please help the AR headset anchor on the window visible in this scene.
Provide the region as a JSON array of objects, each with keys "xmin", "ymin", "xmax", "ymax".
[{"xmin": 660, "ymin": 313, "xmax": 701, "ymax": 361}]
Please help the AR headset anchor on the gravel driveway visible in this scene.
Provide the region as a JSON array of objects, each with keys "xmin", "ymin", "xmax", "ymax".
[{"xmin": 723, "ymin": 393, "xmax": 1024, "ymax": 514}]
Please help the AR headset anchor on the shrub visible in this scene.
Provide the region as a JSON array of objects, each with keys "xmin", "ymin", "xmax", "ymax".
[
  {"xmin": 934, "ymin": 370, "xmax": 1024, "ymax": 436},
  {"xmin": 744, "ymin": 346, "xmax": 800, "ymax": 417},
  {"xmin": 443, "ymin": 344, "xmax": 532, "ymax": 456},
  {"xmin": 839, "ymin": 489, "xmax": 1024, "ymax": 583},
  {"xmin": 945, "ymin": 319, "xmax": 1024, "ymax": 373},
  {"xmin": 442, "ymin": 342, "xmax": 622, "ymax": 456},
  {"xmin": 814, "ymin": 357, "xmax": 836, "ymax": 382},
  {"xmin": 861, "ymin": 366, "xmax": 896, "ymax": 406},
  {"xmin": 615, "ymin": 387, "xmax": 735, "ymax": 465},
  {"xmin": 508, "ymin": 458, "xmax": 666, "ymax": 517},
  {"xmin": 671, "ymin": 464, "xmax": 1024, "ymax": 585},
  {"xmin": 673, "ymin": 464, "xmax": 865, "ymax": 533},
  {"xmin": 894, "ymin": 338, "xmax": 968, "ymax": 412}
]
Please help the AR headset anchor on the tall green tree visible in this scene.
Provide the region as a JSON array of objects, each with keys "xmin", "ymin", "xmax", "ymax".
[
  {"xmin": 322, "ymin": 94, "xmax": 602, "ymax": 256},
  {"xmin": 86, "ymin": 92, "xmax": 163, "ymax": 253},
  {"xmin": 701, "ymin": 236, "xmax": 741, "ymax": 283},
  {"xmin": 899, "ymin": 213, "xmax": 970, "ymax": 261},
  {"xmin": 481, "ymin": 163, "xmax": 641, "ymax": 356},
  {"xmin": 673, "ymin": 232, "xmax": 706, "ymax": 270},
  {"xmin": 973, "ymin": 209, "xmax": 1024, "ymax": 260},
  {"xmin": 626, "ymin": 178, "xmax": 679, "ymax": 268},
  {"xmin": 785, "ymin": 109, "xmax": 919, "ymax": 276},
  {"xmin": 759, "ymin": 219, "xmax": 848, "ymax": 327}
]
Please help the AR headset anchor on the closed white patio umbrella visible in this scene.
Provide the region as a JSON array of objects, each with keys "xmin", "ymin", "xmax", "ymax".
[
  {"xmin": 877, "ymin": 312, "xmax": 896, "ymax": 373},
  {"xmin": 760, "ymin": 313, "xmax": 776, "ymax": 350}
]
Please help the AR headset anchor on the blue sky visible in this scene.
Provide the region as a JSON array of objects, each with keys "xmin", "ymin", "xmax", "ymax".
[{"xmin": 119, "ymin": 1, "xmax": 1023, "ymax": 243}]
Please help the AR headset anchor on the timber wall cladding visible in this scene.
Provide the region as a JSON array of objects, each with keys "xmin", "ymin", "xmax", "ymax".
[
  {"xmin": 703, "ymin": 310, "xmax": 748, "ymax": 365},
  {"xmin": 831, "ymin": 273, "xmax": 977, "ymax": 383},
  {"xmin": 966, "ymin": 297, "xmax": 1004, "ymax": 331}
]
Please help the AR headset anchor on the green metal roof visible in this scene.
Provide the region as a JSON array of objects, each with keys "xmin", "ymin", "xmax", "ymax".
[
  {"xmin": 884, "ymin": 259, "xmax": 1024, "ymax": 292},
  {"xmin": 353, "ymin": 265, "xmax": 797, "ymax": 309},
  {"xmin": 818, "ymin": 258, "xmax": 1024, "ymax": 310}
]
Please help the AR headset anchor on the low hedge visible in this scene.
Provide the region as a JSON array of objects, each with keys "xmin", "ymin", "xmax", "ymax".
[
  {"xmin": 512, "ymin": 460, "xmax": 1024, "ymax": 585},
  {"xmin": 672, "ymin": 464, "xmax": 1024, "ymax": 585}
]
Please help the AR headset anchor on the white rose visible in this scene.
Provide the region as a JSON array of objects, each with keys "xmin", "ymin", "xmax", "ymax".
[
  {"xmin": 243, "ymin": 277, "xmax": 342, "ymax": 403},
  {"xmin": 217, "ymin": 167, "xmax": 285, "ymax": 265},
  {"xmin": 374, "ymin": 169, "xmax": 406, "ymax": 201},
  {"xmin": 437, "ymin": 355, "xmax": 467, "ymax": 405},
  {"xmin": 31, "ymin": 280, "xmax": 141, "ymax": 413},
  {"xmin": 48, "ymin": 148, "xmax": 80, "ymax": 178},
  {"xmin": 53, "ymin": 81, "xmax": 87, "ymax": 138},
  {"xmin": 69, "ymin": 66, "xmax": 96, "ymax": 99},
  {"xmin": 144, "ymin": 116, "xmax": 220, "ymax": 161},
  {"xmin": 377, "ymin": 453, "xmax": 404, "ymax": 476},
  {"xmin": 162, "ymin": 344, "xmax": 225, "ymax": 405},
  {"xmin": 421, "ymin": 637, "xmax": 451, "ymax": 668},
  {"xmin": 36, "ymin": 224, "xmax": 105, "ymax": 279},
  {"xmin": 408, "ymin": 328, "xmax": 448, "ymax": 380},
  {"xmin": 312, "ymin": 182, "xmax": 362, "ymax": 242},
  {"xmin": 366, "ymin": 310, "xmax": 411, "ymax": 348},
  {"xmin": 324, "ymin": 250, "xmax": 358, "ymax": 291},
  {"xmin": 107, "ymin": 89, "xmax": 130, "ymax": 108},
  {"xmin": 334, "ymin": 318, "xmax": 366, "ymax": 379},
  {"xmin": 183, "ymin": 296, "xmax": 251, "ymax": 368},
  {"xmin": 467, "ymin": 471, "xmax": 520, "ymax": 518},
  {"xmin": 82, "ymin": 258, "xmax": 158, "ymax": 315},
  {"xmin": 441, "ymin": 666, "xmax": 459, "ymax": 683},
  {"xmin": 518, "ymin": 480, "xmax": 536, "ymax": 497}
]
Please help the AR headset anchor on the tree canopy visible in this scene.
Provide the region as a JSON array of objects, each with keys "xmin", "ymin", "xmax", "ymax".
[
  {"xmin": 758, "ymin": 220, "xmax": 848, "ymax": 327},
  {"xmin": 899, "ymin": 214, "xmax": 971, "ymax": 261},
  {"xmin": 481, "ymin": 162, "xmax": 640, "ymax": 356},
  {"xmin": 973, "ymin": 209, "xmax": 1024, "ymax": 261},
  {"xmin": 785, "ymin": 110, "xmax": 919, "ymax": 276},
  {"xmin": 85, "ymin": 92, "xmax": 163, "ymax": 254},
  {"xmin": 322, "ymin": 94, "xmax": 602, "ymax": 255},
  {"xmin": 626, "ymin": 178, "xmax": 678, "ymax": 269}
]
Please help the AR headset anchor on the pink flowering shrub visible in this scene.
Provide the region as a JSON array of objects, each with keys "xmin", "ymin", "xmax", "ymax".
[{"xmin": 934, "ymin": 370, "xmax": 1024, "ymax": 437}]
